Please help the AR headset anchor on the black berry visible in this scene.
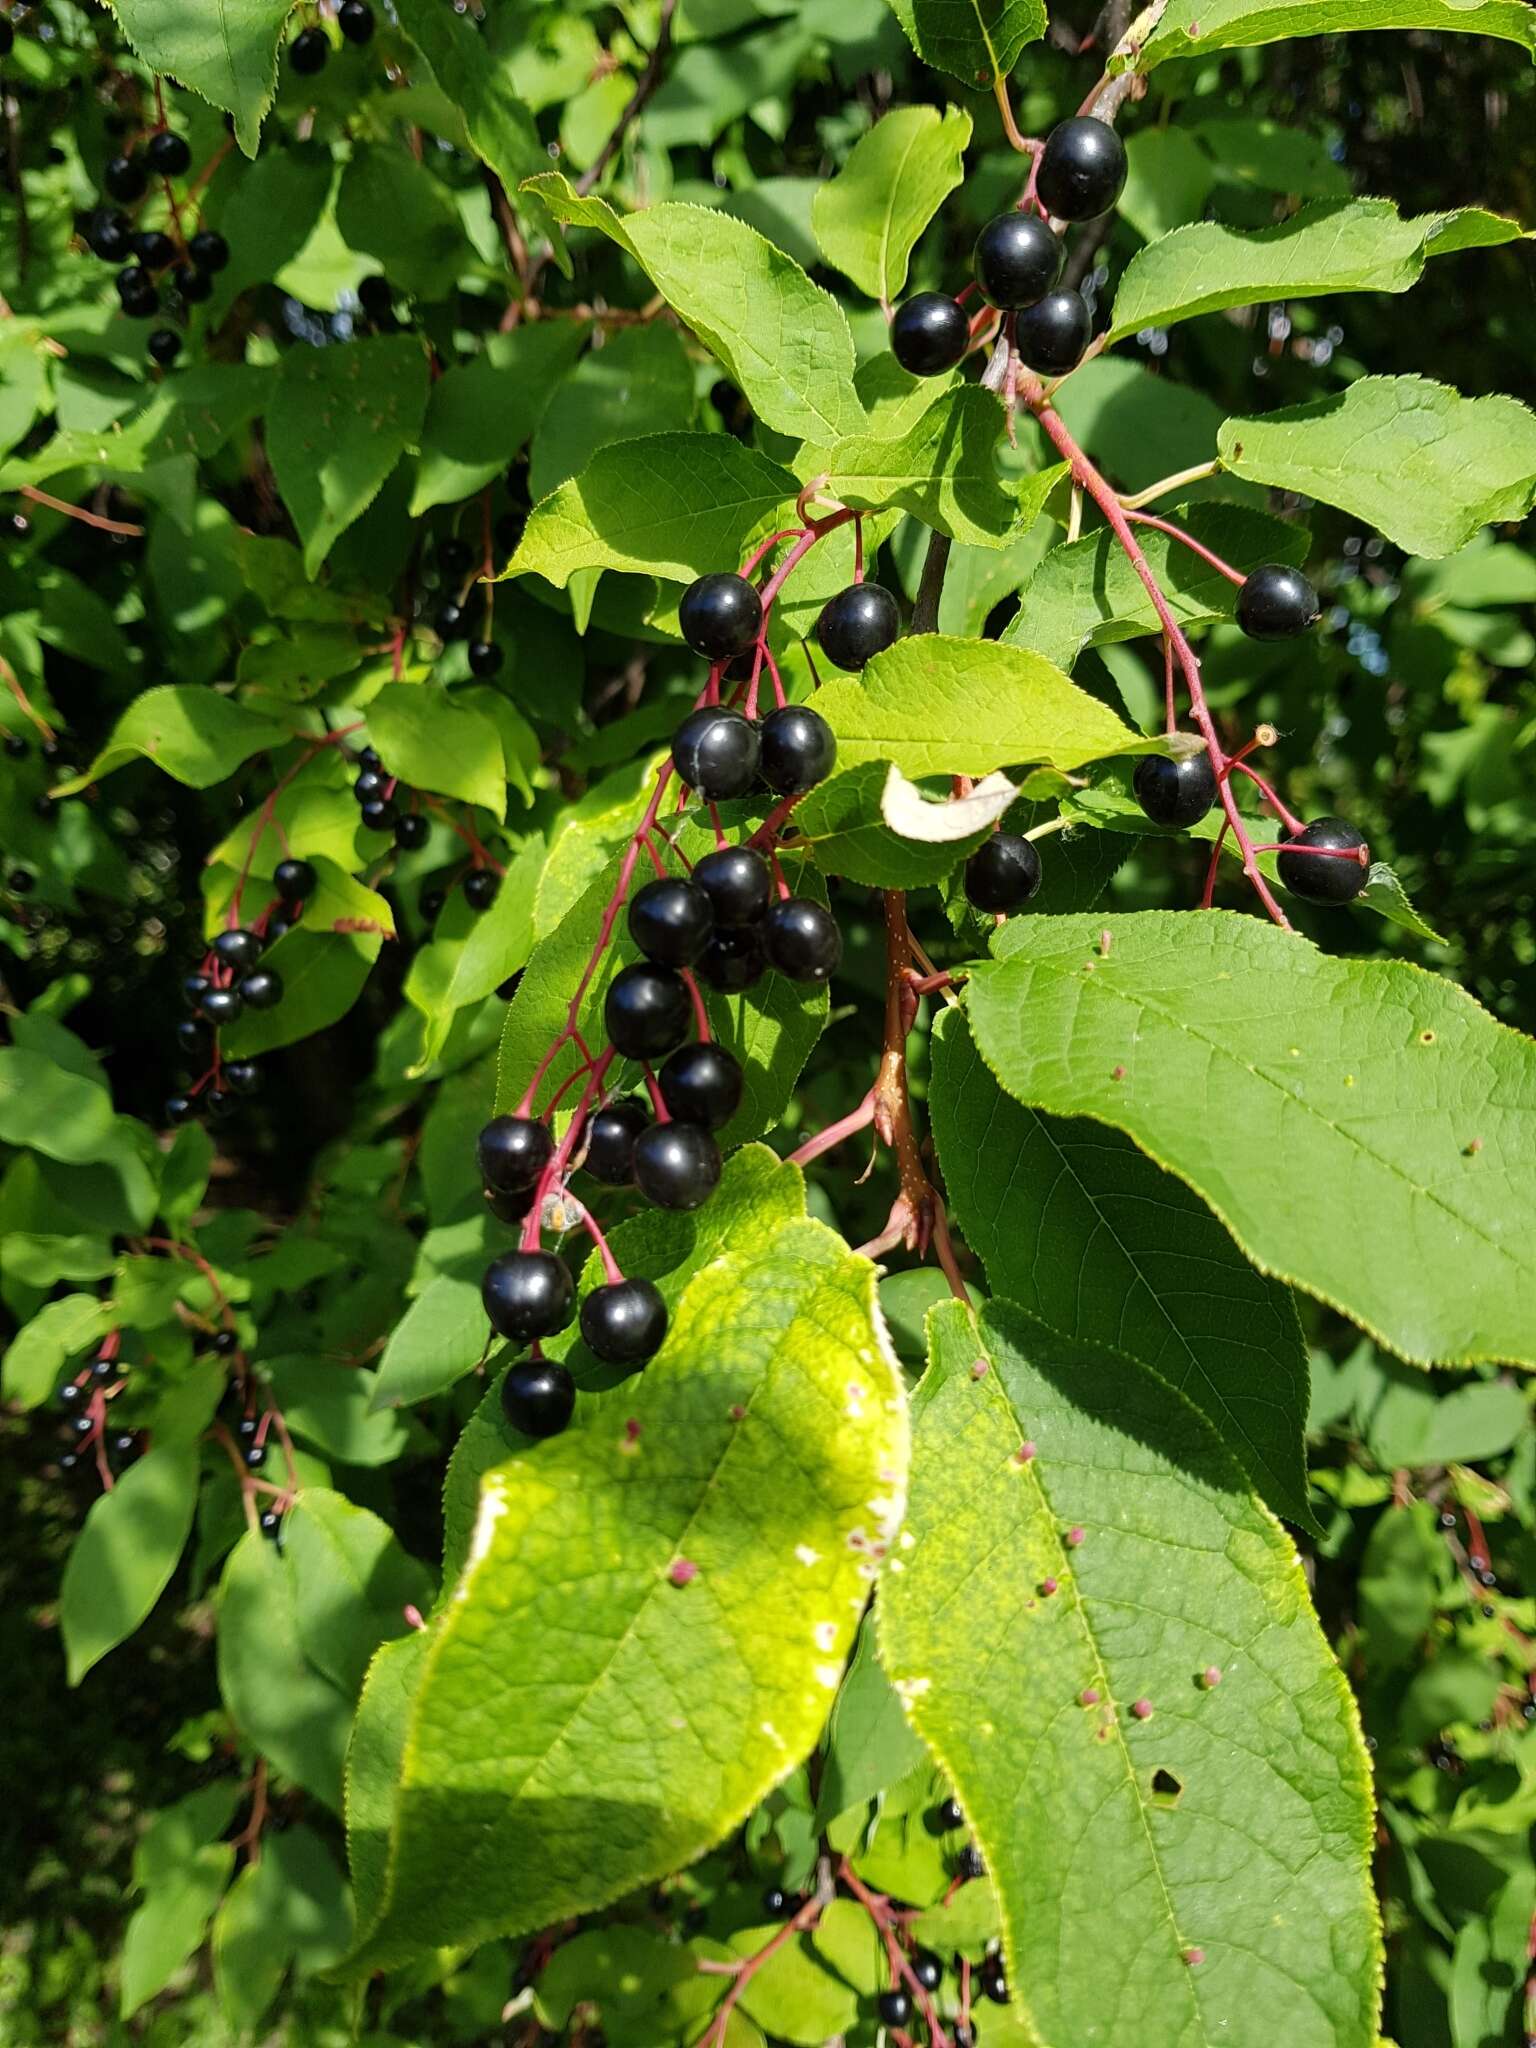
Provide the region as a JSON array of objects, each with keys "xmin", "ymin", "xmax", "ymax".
[
  {"xmin": 816, "ymin": 583, "xmax": 899, "ymax": 673},
  {"xmin": 678, "ymin": 573, "xmax": 763, "ymax": 662},
  {"xmin": 477, "ymin": 1115, "xmax": 554, "ymax": 1194},
  {"xmin": 205, "ymin": 1088, "xmax": 234, "ymax": 1122},
  {"xmin": 583, "ymin": 1098, "xmax": 650, "ymax": 1185},
  {"xmin": 88, "ymin": 209, "xmax": 133, "ymax": 263},
  {"xmin": 759, "ymin": 704, "xmax": 837, "ymax": 793},
  {"xmin": 974, "ymin": 212, "xmax": 1062, "ymax": 310},
  {"xmin": 891, "ymin": 292, "xmax": 970, "ymax": 377},
  {"xmin": 579, "ymin": 1277, "xmax": 669, "ymax": 1366},
  {"xmin": 274, "ymin": 857, "xmax": 316, "ymax": 902},
  {"xmin": 69, "ymin": 1413, "xmax": 95, "ymax": 1439},
  {"xmin": 979, "ymin": 1956, "xmax": 1011, "ymax": 2004},
  {"xmin": 147, "ymin": 329, "xmax": 182, "ymax": 368},
  {"xmin": 965, "ymin": 833, "xmax": 1041, "ymax": 914},
  {"xmin": 911, "ymin": 1951, "xmax": 943, "ymax": 1992},
  {"xmin": 633, "ymin": 1121, "xmax": 722, "ymax": 1211},
  {"xmin": 659, "ymin": 1042, "xmax": 743, "ymax": 1130},
  {"xmin": 134, "ymin": 230, "xmax": 176, "ymax": 272},
  {"xmin": 174, "ymin": 264, "xmax": 213, "ymax": 304},
  {"xmin": 360, "ymin": 797, "xmax": 396, "ymax": 833},
  {"xmin": 697, "ymin": 925, "xmax": 767, "ymax": 993},
  {"xmin": 694, "ymin": 845, "xmax": 771, "ymax": 928},
  {"xmin": 90, "ymin": 1354, "xmax": 117, "ymax": 1380},
  {"xmin": 338, "ymin": 0, "xmax": 375, "ymax": 42},
  {"xmin": 354, "ymin": 768, "xmax": 386, "ymax": 804},
  {"xmin": 763, "ymin": 898, "xmax": 841, "ymax": 982},
  {"xmin": 394, "ymin": 812, "xmax": 429, "ymax": 851},
  {"xmin": 145, "ymin": 131, "xmax": 192, "ymax": 178},
  {"xmin": 438, "ymin": 536, "xmax": 473, "ymax": 578},
  {"xmin": 434, "ymin": 599, "xmax": 467, "ymax": 640},
  {"xmin": 1133, "ymin": 749, "xmax": 1217, "ymax": 829},
  {"xmin": 420, "ymin": 888, "xmax": 444, "ymax": 923},
  {"xmin": 176, "ymin": 1018, "xmax": 212, "ymax": 1061},
  {"xmin": 1014, "ymin": 288, "xmax": 1092, "ymax": 375},
  {"xmin": 8, "ymin": 867, "xmax": 34, "ymax": 895},
  {"xmin": 59, "ymin": 1379, "xmax": 85, "ymax": 1409},
  {"xmin": 290, "ymin": 26, "xmax": 330, "ymax": 73},
  {"xmin": 876, "ymin": 1990, "xmax": 912, "ymax": 2027},
  {"xmin": 604, "ymin": 962, "xmax": 691, "ymax": 1061},
  {"xmin": 116, "ymin": 268, "xmax": 159, "ymax": 318},
  {"xmin": 190, "ymin": 229, "xmax": 230, "ymax": 273},
  {"xmin": 936, "ymin": 1798, "xmax": 964, "ymax": 1830},
  {"xmin": 958, "ymin": 1845, "xmax": 986, "ymax": 1880},
  {"xmin": 671, "ymin": 706, "xmax": 761, "ymax": 801},
  {"xmin": 164, "ymin": 1094, "xmax": 194, "ymax": 1125},
  {"xmin": 761, "ymin": 1886, "xmax": 790, "ymax": 1918},
  {"xmin": 501, "ymin": 1358, "xmax": 576, "ymax": 1439},
  {"xmin": 485, "ymin": 1184, "xmax": 535, "ymax": 1227},
  {"xmin": 245, "ymin": 1441, "xmax": 267, "ymax": 1469},
  {"xmin": 1277, "ymin": 818, "xmax": 1371, "ymax": 905},
  {"xmin": 259, "ymin": 1509, "xmax": 283, "ymax": 1540},
  {"xmin": 104, "ymin": 153, "xmax": 147, "ymax": 203},
  {"xmin": 358, "ymin": 275, "xmax": 393, "ymax": 322},
  {"xmin": 225, "ymin": 1060, "xmax": 260, "ymax": 1095},
  {"xmin": 200, "ymin": 986, "xmax": 243, "ymax": 1027},
  {"xmin": 1037, "ymin": 116, "xmax": 1128, "ymax": 221},
  {"xmin": 463, "ymin": 869, "xmax": 499, "ymax": 910},
  {"xmin": 628, "ymin": 876, "xmax": 715, "ymax": 968},
  {"xmin": 467, "ymin": 640, "xmax": 503, "ymax": 677},
  {"xmin": 482, "ymin": 1249, "xmax": 576, "ymax": 1343},
  {"xmin": 213, "ymin": 928, "xmax": 262, "ymax": 971},
  {"xmin": 1236, "ymin": 564, "xmax": 1320, "ymax": 640}
]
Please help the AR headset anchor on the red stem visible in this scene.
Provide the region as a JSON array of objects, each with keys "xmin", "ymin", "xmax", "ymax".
[{"xmin": 1123, "ymin": 508, "xmax": 1246, "ymax": 587}]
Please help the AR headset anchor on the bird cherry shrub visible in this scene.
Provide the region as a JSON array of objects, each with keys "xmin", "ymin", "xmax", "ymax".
[{"xmin": 2, "ymin": 3, "xmax": 1536, "ymax": 2044}]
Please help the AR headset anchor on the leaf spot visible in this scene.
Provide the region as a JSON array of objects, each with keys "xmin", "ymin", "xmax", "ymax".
[
  {"xmin": 795, "ymin": 1543, "xmax": 821, "ymax": 1567},
  {"xmin": 1151, "ymin": 1768, "xmax": 1183, "ymax": 1805},
  {"xmin": 1131, "ymin": 1697, "xmax": 1154, "ymax": 1721},
  {"xmin": 667, "ymin": 1557, "xmax": 698, "ymax": 1587}
]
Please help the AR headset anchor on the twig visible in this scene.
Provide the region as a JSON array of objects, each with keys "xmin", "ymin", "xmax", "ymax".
[{"xmin": 576, "ymin": 0, "xmax": 679, "ymax": 197}]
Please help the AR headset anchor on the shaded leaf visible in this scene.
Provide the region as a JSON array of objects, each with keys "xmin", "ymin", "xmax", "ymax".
[{"xmin": 812, "ymin": 105, "xmax": 972, "ymax": 301}]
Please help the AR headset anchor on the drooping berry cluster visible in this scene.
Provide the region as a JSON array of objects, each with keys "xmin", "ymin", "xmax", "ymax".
[
  {"xmin": 432, "ymin": 535, "xmax": 504, "ymax": 677},
  {"xmin": 289, "ymin": 2, "xmax": 375, "ymax": 75},
  {"xmin": 84, "ymin": 125, "xmax": 228, "ymax": 368}
]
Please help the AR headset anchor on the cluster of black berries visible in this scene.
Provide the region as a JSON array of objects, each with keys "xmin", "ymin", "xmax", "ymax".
[
  {"xmin": 431, "ymin": 536, "xmax": 503, "ymax": 676},
  {"xmin": 55, "ymin": 1349, "xmax": 135, "ymax": 1476},
  {"xmin": 164, "ymin": 863, "xmax": 312, "ymax": 1124},
  {"xmin": 352, "ymin": 744, "xmax": 437, "ymax": 857},
  {"xmin": 84, "ymin": 129, "xmax": 230, "ymax": 366},
  {"xmin": 290, "ymin": 2, "xmax": 375, "ymax": 73},
  {"xmin": 891, "ymin": 117, "xmax": 1129, "ymax": 384}
]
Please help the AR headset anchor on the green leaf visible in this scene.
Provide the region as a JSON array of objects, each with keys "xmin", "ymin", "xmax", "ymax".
[
  {"xmin": 372, "ymin": 1272, "xmax": 488, "ymax": 1412},
  {"xmin": 56, "ymin": 686, "xmax": 293, "ymax": 793},
  {"xmin": 104, "ymin": 0, "xmax": 291, "ymax": 155},
  {"xmin": 266, "ymin": 338, "xmax": 431, "ymax": 577},
  {"xmin": 1218, "ymin": 376, "xmax": 1536, "ymax": 559},
  {"xmin": 403, "ymin": 847, "xmax": 541, "ymax": 1072},
  {"xmin": 815, "ymin": 1618, "xmax": 928, "ymax": 1825},
  {"xmin": 815, "ymin": 634, "xmax": 1141, "ymax": 779},
  {"xmin": 365, "ymin": 683, "xmax": 507, "ymax": 816},
  {"xmin": 220, "ymin": 929, "xmax": 382, "ymax": 1059},
  {"xmin": 282, "ymin": 1490, "xmax": 435, "ymax": 1697},
  {"xmin": 0, "ymin": 1045, "xmax": 115, "ymax": 1164},
  {"xmin": 345, "ymin": 1214, "xmax": 907, "ymax": 1970},
  {"xmin": 511, "ymin": 434, "xmax": 799, "ymax": 591},
  {"xmin": 62, "ymin": 1441, "xmax": 201, "ymax": 1684},
  {"xmin": 880, "ymin": 1299, "xmax": 1381, "ymax": 2048},
  {"xmin": 529, "ymin": 323, "xmax": 697, "ymax": 503},
  {"xmin": 411, "ymin": 325, "xmax": 589, "ymax": 517},
  {"xmin": 335, "ymin": 147, "xmax": 466, "ymax": 301},
  {"xmin": 1134, "ymin": 0, "xmax": 1536, "ymax": 74},
  {"xmin": 964, "ymin": 911, "xmax": 1536, "ymax": 1368},
  {"xmin": 218, "ymin": 1531, "xmax": 353, "ymax": 1810},
  {"xmin": 260, "ymin": 1357, "xmax": 411, "ymax": 1468},
  {"xmin": 794, "ymin": 760, "xmax": 999, "ymax": 887},
  {"xmin": 930, "ymin": 1010, "xmax": 1313, "ymax": 1529},
  {"xmin": 524, "ymin": 177, "xmax": 865, "ymax": 443},
  {"xmin": 213, "ymin": 1859, "xmax": 291, "ymax": 2034},
  {"xmin": 1365, "ymin": 1372, "xmax": 1528, "ymax": 1469},
  {"xmin": 1110, "ymin": 200, "xmax": 1530, "ymax": 339},
  {"xmin": 812, "ymin": 105, "xmax": 972, "ymax": 302},
  {"xmin": 1009, "ymin": 502, "xmax": 1309, "ymax": 670},
  {"xmin": 122, "ymin": 1843, "xmax": 236, "ymax": 2016},
  {"xmin": 799, "ymin": 387, "xmax": 1019, "ymax": 547},
  {"xmin": 884, "ymin": 0, "xmax": 1047, "ymax": 86},
  {"xmin": 1, "ymin": 1293, "xmax": 111, "ymax": 1409}
]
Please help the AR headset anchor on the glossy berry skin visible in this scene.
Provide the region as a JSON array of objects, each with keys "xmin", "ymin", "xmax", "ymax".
[
  {"xmin": 200, "ymin": 986, "xmax": 243, "ymax": 1027},
  {"xmin": 1277, "ymin": 818, "xmax": 1371, "ymax": 905},
  {"xmin": 482, "ymin": 1249, "xmax": 576, "ymax": 1343},
  {"xmin": 360, "ymin": 797, "xmax": 396, "ymax": 833},
  {"xmin": 679, "ymin": 573, "xmax": 763, "ymax": 662},
  {"xmin": 605, "ymin": 962, "xmax": 691, "ymax": 1061},
  {"xmin": 698, "ymin": 925, "xmax": 768, "ymax": 993},
  {"xmin": 237, "ymin": 968, "xmax": 281, "ymax": 1010},
  {"xmin": 761, "ymin": 1887, "xmax": 790, "ymax": 1919},
  {"xmin": 259, "ymin": 1509, "xmax": 283, "ymax": 1540},
  {"xmin": 764, "ymin": 898, "xmax": 842, "ymax": 982},
  {"xmin": 659, "ymin": 1042, "xmax": 743, "ymax": 1130},
  {"xmin": 116, "ymin": 268, "xmax": 158, "ymax": 318},
  {"xmin": 463, "ymin": 869, "xmax": 499, "ymax": 910},
  {"xmin": 224, "ymin": 1059, "xmax": 260, "ymax": 1095},
  {"xmin": 891, "ymin": 292, "xmax": 971, "ymax": 377},
  {"xmin": 1037, "ymin": 116, "xmax": 1128, "ymax": 221},
  {"xmin": 876, "ymin": 1990, "xmax": 913, "ymax": 2027},
  {"xmin": 394, "ymin": 812, "xmax": 429, "ymax": 851},
  {"xmin": 695, "ymin": 845, "xmax": 771, "ymax": 928},
  {"xmin": 165, "ymin": 1094, "xmax": 194, "ymax": 1125},
  {"xmin": 88, "ymin": 209, "xmax": 132, "ymax": 263},
  {"xmin": 979, "ymin": 1958, "xmax": 1011, "ymax": 2005},
  {"xmin": 104, "ymin": 153, "xmax": 147, "ymax": 203},
  {"xmin": 672, "ymin": 706, "xmax": 761, "ymax": 801},
  {"xmin": 958, "ymin": 1845, "xmax": 986, "ymax": 1880},
  {"xmin": 1236, "ymin": 563, "xmax": 1320, "ymax": 640},
  {"xmin": 1133, "ymin": 749, "xmax": 1218, "ymax": 829},
  {"xmin": 936, "ymin": 1797, "xmax": 964, "ymax": 1830},
  {"xmin": 354, "ymin": 768, "xmax": 386, "ymax": 804},
  {"xmin": 628, "ymin": 877, "xmax": 715, "ymax": 968},
  {"xmin": 244, "ymin": 1441, "xmax": 267, "ymax": 1469},
  {"xmin": 176, "ymin": 1018, "xmax": 212, "ymax": 1061},
  {"xmin": 338, "ymin": 0, "xmax": 376, "ymax": 42},
  {"xmin": 214, "ymin": 927, "xmax": 262, "ymax": 971},
  {"xmin": 467, "ymin": 640, "xmax": 504, "ymax": 677},
  {"xmin": 1014, "ymin": 288, "xmax": 1092, "ymax": 375},
  {"xmin": 911, "ymin": 1952, "xmax": 943, "ymax": 1992},
  {"xmin": 477, "ymin": 1114, "xmax": 554, "ymax": 1194},
  {"xmin": 974, "ymin": 212, "xmax": 1062, "ymax": 310},
  {"xmin": 759, "ymin": 704, "xmax": 837, "ymax": 793},
  {"xmin": 965, "ymin": 833, "xmax": 1042, "ymax": 914},
  {"xmin": 190, "ymin": 229, "xmax": 230, "ymax": 273},
  {"xmin": 633, "ymin": 1122, "xmax": 722, "ymax": 1211},
  {"xmin": 816, "ymin": 582, "xmax": 899, "ymax": 673},
  {"xmin": 134, "ymin": 230, "xmax": 176, "ymax": 271},
  {"xmin": 274, "ymin": 857, "xmax": 316, "ymax": 902},
  {"xmin": 146, "ymin": 131, "xmax": 192, "ymax": 177},
  {"xmin": 434, "ymin": 599, "xmax": 466, "ymax": 641},
  {"xmin": 290, "ymin": 26, "xmax": 330, "ymax": 73},
  {"xmin": 579, "ymin": 1277, "xmax": 669, "ymax": 1366},
  {"xmin": 485, "ymin": 1184, "xmax": 535, "ymax": 1227},
  {"xmin": 205, "ymin": 1088, "xmax": 235, "ymax": 1122},
  {"xmin": 147, "ymin": 329, "xmax": 182, "ymax": 368},
  {"xmin": 583, "ymin": 1097, "xmax": 650, "ymax": 1184},
  {"xmin": 174, "ymin": 264, "xmax": 212, "ymax": 304},
  {"xmin": 501, "ymin": 1358, "xmax": 576, "ymax": 1439}
]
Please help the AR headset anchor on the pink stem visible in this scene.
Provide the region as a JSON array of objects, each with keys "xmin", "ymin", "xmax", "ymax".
[
  {"xmin": 1123, "ymin": 509, "xmax": 1246, "ymax": 587},
  {"xmin": 787, "ymin": 1088, "xmax": 876, "ymax": 1168},
  {"xmin": 1228, "ymin": 759, "xmax": 1304, "ymax": 834}
]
